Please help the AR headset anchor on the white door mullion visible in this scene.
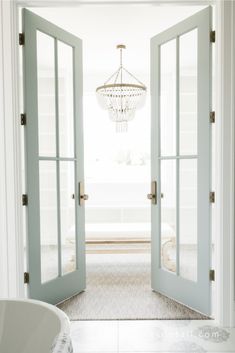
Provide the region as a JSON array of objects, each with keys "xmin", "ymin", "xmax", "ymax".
[
  {"xmin": 157, "ymin": 44, "xmax": 161, "ymax": 270},
  {"xmin": 157, "ymin": 155, "xmax": 198, "ymax": 160},
  {"xmin": 54, "ymin": 38, "xmax": 62, "ymax": 277},
  {"xmin": 72, "ymin": 46, "xmax": 79, "ymax": 268},
  {"xmin": 39, "ymin": 156, "xmax": 77, "ymax": 161}
]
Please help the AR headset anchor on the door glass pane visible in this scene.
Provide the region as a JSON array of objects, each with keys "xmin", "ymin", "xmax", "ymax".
[
  {"xmin": 179, "ymin": 159, "xmax": 197, "ymax": 281},
  {"xmin": 161, "ymin": 160, "xmax": 176, "ymax": 272},
  {"xmin": 58, "ymin": 41, "xmax": 74, "ymax": 158},
  {"xmin": 60, "ymin": 161, "xmax": 76, "ymax": 274},
  {"xmin": 37, "ymin": 31, "xmax": 56, "ymax": 157},
  {"xmin": 160, "ymin": 39, "xmax": 176, "ymax": 157},
  {"xmin": 39, "ymin": 161, "xmax": 58, "ymax": 283},
  {"xmin": 179, "ymin": 29, "xmax": 198, "ymax": 155}
]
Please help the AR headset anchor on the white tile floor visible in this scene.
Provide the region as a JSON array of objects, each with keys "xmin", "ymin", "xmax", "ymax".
[{"xmin": 70, "ymin": 320, "xmax": 235, "ymax": 353}]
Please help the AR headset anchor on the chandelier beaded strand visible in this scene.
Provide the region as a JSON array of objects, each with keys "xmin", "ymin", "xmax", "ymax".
[{"xmin": 96, "ymin": 44, "xmax": 147, "ymax": 133}]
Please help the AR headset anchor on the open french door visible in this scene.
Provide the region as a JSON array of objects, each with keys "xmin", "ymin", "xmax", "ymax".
[
  {"xmin": 23, "ymin": 9, "xmax": 86, "ymax": 304},
  {"xmin": 150, "ymin": 7, "xmax": 212, "ymax": 315}
]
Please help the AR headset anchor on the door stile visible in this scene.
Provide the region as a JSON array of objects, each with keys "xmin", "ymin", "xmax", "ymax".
[
  {"xmin": 72, "ymin": 45, "xmax": 78, "ymax": 270},
  {"xmin": 73, "ymin": 45, "xmax": 80, "ymax": 271},
  {"xmin": 151, "ymin": 37, "xmax": 161, "ymax": 288},
  {"xmin": 73, "ymin": 40, "xmax": 86, "ymax": 280},
  {"xmin": 23, "ymin": 12, "xmax": 42, "ymax": 292},
  {"xmin": 157, "ymin": 45, "xmax": 161, "ymax": 272},
  {"xmin": 176, "ymin": 35, "xmax": 180, "ymax": 276},
  {"xmin": 196, "ymin": 8, "xmax": 212, "ymax": 302}
]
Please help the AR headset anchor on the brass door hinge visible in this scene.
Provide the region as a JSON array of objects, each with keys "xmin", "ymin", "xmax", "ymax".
[
  {"xmin": 22, "ymin": 194, "xmax": 28, "ymax": 206},
  {"xmin": 210, "ymin": 192, "xmax": 215, "ymax": 203},
  {"xmin": 210, "ymin": 111, "xmax": 215, "ymax": 123},
  {"xmin": 19, "ymin": 33, "xmax": 25, "ymax": 45},
  {"xmin": 24, "ymin": 272, "xmax": 29, "ymax": 284},
  {"xmin": 21, "ymin": 113, "xmax": 26, "ymax": 126},
  {"xmin": 210, "ymin": 30, "xmax": 215, "ymax": 43},
  {"xmin": 209, "ymin": 269, "xmax": 215, "ymax": 281}
]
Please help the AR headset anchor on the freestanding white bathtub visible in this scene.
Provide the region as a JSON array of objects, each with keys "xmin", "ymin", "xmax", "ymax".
[{"xmin": 0, "ymin": 299, "xmax": 73, "ymax": 353}]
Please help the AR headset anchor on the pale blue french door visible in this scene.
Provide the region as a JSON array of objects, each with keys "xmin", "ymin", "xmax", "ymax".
[
  {"xmin": 23, "ymin": 9, "xmax": 86, "ymax": 304},
  {"xmin": 150, "ymin": 7, "xmax": 212, "ymax": 315}
]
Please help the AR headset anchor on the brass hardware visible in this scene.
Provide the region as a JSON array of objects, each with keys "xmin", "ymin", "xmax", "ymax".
[
  {"xmin": 117, "ymin": 44, "xmax": 126, "ymax": 49},
  {"xmin": 86, "ymin": 239, "xmax": 150, "ymax": 244},
  {"xmin": 210, "ymin": 192, "xmax": 215, "ymax": 203},
  {"xmin": 147, "ymin": 181, "xmax": 157, "ymax": 205},
  {"xmin": 210, "ymin": 111, "xmax": 215, "ymax": 123},
  {"xmin": 210, "ymin": 30, "xmax": 215, "ymax": 43},
  {"xmin": 209, "ymin": 269, "xmax": 215, "ymax": 281},
  {"xmin": 71, "ymin": 194, "xmax": 75, "ymax": 199},
  {"xmin": 96, "ymin": 83, "xmax": 147, "ymax": 93},
  {"xmin": 24, "ymin": 272, "xmax": 29, "ymax": 284},
  {"xmin": 21, "ymin": 113, "xmax": 26, "ymax": 126},
  {"xmin": 79, "ymin": 182, "xmax": 89, "ymax": 205},
  {"xmin": 19, "ymin": 33, "xmax": 25, "ymax": 45},
  {"xmin": 161, "ymin": 193, "xmax": 164, "ymax": 198},
  {"xmin": 22, "ymin": 194, "xmax": 28, "ymax": 206}
]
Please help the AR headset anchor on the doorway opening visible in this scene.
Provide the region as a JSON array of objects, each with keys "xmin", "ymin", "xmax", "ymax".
[{"xmin": 21, "ymin": 3, "xmax": 215, "ymax": 320}]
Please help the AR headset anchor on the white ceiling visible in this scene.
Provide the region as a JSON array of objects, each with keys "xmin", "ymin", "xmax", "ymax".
[{"xmin": 30, "ymin": 4, "xmax": 206, "ymax": 91}]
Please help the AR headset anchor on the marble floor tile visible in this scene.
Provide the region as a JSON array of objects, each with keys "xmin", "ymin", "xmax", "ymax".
[
  {"xmin": 70, "ymin": 320, "xmax": 118, "ymax": 352},
  {"xmin": 118, "ymin": 320, "xmax": 167, "ymax": 352},
  {"xmin": 70, "ymin": 320, "xmax": 235, "ymax": 353},
  {"xmin": 118, "ymin": 320, "xmax": 235, "ymax": 352}
]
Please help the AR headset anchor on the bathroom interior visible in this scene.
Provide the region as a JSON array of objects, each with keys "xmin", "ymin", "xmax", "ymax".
[
  {"xmin": 2, "ymin": 0, "xmax": 235, "ymax": 352},
  {"xmin": 20, "ymin": 2, "xmax": 214, "ymax": 319}
]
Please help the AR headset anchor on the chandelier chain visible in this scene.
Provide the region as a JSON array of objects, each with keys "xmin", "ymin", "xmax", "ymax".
[
  {"xmin": 104, "ymin": 67, "xmax": 120, "ymax": 85},
  {"xmin": 121, "ymin": 66, "xmax": 145, "ymax": 86}
]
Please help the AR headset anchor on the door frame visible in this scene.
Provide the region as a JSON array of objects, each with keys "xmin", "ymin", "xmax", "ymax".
[{"xmin": 0, "ymin": 0, "xmax": 234, "ymax": 327}]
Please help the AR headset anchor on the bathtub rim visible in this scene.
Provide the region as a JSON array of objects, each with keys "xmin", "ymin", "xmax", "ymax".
[{"xmin": 0, "ymin": 298, "xmax": 71, "ymax": 335}]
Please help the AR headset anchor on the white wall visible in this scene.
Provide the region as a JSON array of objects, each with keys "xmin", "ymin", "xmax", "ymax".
[
  {"xmin": 214, "ymin": 0, "xmax": 235, "ymax": 327},
  {"xmin": 0, "ymin": 0, "xmax": 24, "ymax": 298}
]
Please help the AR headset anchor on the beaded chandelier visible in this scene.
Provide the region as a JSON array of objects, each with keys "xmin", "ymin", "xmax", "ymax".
[{"xmin": 96, "ymin": 44, "xmax": 147, "ymax": 132}]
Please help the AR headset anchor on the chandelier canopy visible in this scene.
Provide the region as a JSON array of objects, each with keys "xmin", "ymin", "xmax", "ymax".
[{"xmin": 96, "ymin": 44, "xmax": 147, "ymax": 132}]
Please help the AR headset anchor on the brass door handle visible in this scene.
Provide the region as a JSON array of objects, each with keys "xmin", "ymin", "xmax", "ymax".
[
  {"xmin": 147, "ymin": 181, "xmax": 157, "ymax": 204},
  {"xmin": 81, "ymin": 194, "xmax": 89, "ymax": 201},
  {"xmin": 72, "ymin": 192, "xmax": 89, "ymax": 202},
  {"xmin": 79, "ymin": 182, "xmax": 88, "ymax": 205}
]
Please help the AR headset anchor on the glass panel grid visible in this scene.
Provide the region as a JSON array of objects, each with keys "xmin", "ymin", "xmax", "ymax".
[
  {"xmin": 37, "ymin": 31, "xmax": 56, "ymax": 157},
  {"xmin": 179, "ymin": 159, "xmax": 198, "ymax": 281},
  {"xmin": 38, "ymin": 34, "xmax": 77, "ymax": 283},
  {"xmin": 179, "ymin": 29, "xmax": 198, "ymax": 156},
  {"xmin": 160, "ymin": 160, "xmax": 177, "ymax": 273},
  {"xmin": 60, "ymin": 161, "xmax": 76, "ymax": 275},
  {"xmin": 58, "ymin": 41, "xmax": 75, "ymax": 158},
  {"xmin": 39, "ymin": 161, "xmax": 58, "ymax": 283},
  {"xmin": 160, "ymin": 39, "xmax": 176, "ymax": 157},
  {"xmin": 159, "ymin": 29, "xmax": 198, "ymax": 282}
]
